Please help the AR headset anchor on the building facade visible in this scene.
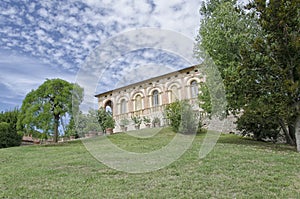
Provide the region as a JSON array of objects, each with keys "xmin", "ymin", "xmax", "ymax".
[{"xmin": 95, "ymin": 65, "xmax": 204, "ymax": 132}]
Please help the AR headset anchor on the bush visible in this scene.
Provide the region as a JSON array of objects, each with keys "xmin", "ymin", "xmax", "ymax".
[
  {"xmin": 0, "ymin": 122, "xmax": 22, "ymax": 148},
  {"xmin": 165, "ymin": 100, "xmax": 199, "ymax": 134},
  {"xmin": 0, "ymin": 109, "xmax": 22, "ymax": 148},
  {"xmin": 165, "ymin": 101, "xmax": 182, "ymax": 132},
  {"xmin": 178, "ymin": 102, "xmax": 198, "ymax": 134},
  {"xmin": 236, "ymin": 109, "xmax": 281, "ymax": 142},
  {"xmin": 97, "ymin": 107, "xmax": 115, "ymax": 132}
]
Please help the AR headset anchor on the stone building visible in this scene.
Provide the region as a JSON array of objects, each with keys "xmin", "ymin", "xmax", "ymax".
[{"xmin": 95, "ymin": 65, "xmax": 204, "ymax": 132}]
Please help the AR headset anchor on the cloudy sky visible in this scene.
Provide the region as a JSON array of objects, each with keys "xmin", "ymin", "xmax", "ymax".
[{"xmin": 0, "ymin": 0, "xmax": 205, "ymax": 111}]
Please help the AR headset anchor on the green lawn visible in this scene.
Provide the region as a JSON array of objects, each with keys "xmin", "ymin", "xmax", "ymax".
[{"xmin": 1, "ymin": 128, "xmax": 299, "ymax": 198}]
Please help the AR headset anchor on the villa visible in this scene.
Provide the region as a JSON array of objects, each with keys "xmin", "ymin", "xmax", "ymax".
[{"xmin": 95, "ymin": 65, "xmax": 205, "ymax": 132}]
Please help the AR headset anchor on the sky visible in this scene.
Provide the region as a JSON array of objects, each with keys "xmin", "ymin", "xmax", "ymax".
[{"xmin": 0, "ymin": 0, "xmax": 206, "ymax": 112}]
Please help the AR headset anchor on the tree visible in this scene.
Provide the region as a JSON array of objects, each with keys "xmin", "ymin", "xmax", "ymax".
[
  {"xmin": 65, "ymin": 115, "xmax": 78, "ymax": 138},
  {"xmin": 17, "ymin": 79, "xmax": 83, "ymax": 142},
  {"xmin": 238, "ymin": 0, "xmax": 300, "ymax": 146},
  {"xmin": 198, "ymin": 82, "xmax": 212, "ymax": 115},
  {"xmin": 0, "ymin": 109, "xmax": 22, "ymax": 148},
  {"xmin": 165, "ymin": 100, "xmax": 182, "ymax": 132},
  {"xmin": 195, "ymin": 0, "xmax": 258, "ymax": 113},
  {"xmin": 165, "ymin": 100, "xmax": 199, "ymax": 134},
  {"xmin": 83, "ymin": 109, "xmax": 103, "ymax": 133},
  {"xmin": 96, "ymin": 107, "xmax": 115, "ymax": 134},
  {"xmin": 195, "ymin": 0, "xmax": 300, "ymax": 148}
]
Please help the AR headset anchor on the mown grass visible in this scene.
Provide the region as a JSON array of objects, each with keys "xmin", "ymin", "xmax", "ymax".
[{"xmin": 1, "ymin": 127, "xmax": 299, "ymax": 198}]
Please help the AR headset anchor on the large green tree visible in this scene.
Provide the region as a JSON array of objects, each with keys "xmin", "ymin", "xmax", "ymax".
[
  {"xmin": 239, "ymin": 0, "xmax": 300, "ymax": 146},
  {"xmin": 195, "ymin": 0, "xmax": 300, "ymax": 148},
  {"xmin": 17, "ymin": 79, "xmax": 83, "ymax": 142},
  {"xmin": 195, "ymin": 0, "xmax": 258, "ymax": 112}
]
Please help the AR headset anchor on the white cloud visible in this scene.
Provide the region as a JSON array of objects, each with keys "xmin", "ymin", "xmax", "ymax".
[
  {"xmin": 0, "ymin": 51, "xmax": 75, "ymax": 98},
  {"xmin": 0, "ymin": 0, "xmax": 204, "ymax": 110}
]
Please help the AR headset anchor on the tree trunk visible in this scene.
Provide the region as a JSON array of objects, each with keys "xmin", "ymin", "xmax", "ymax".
[
  {"xmin": 295, "ymin": 116, "xmax": 300, "ymax": 152},
  {"xmin": 279, "ymin": 119, "xmax": 296, "ymax": 146},
  {"xmin": 54, "ymin": 114, "xmax": 60, "ymax": 143}
]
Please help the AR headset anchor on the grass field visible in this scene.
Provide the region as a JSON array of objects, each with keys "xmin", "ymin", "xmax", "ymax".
[{"xmin": 1, "ymin": 127, "xmax": 299, "ymax": 198}]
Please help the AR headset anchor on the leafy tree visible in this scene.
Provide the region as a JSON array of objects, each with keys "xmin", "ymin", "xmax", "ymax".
[
  {"xmin": 65, "ymin": 116, "xmax": 78, "ymax": 138},
  {"xmin": 66, "ymin": 109, "xmax": 102, "ymax": 138},
  {"xmin": 17, "ymin": 79, "xmax": 83, "ymax": 142},
  {"xmin": 178, "ymin": 101, "xmax": 199, "ymax": 134},
  {"xmin": 83, "ymin": 109, "xmax": 102, "ymax": 133},
  {"xmin": 195, "ymin": 0, "xmax": 300, "ymax": 148},
  {"xmin": 198, "ymin": 82, "xmax": 212, "ymax": 115},
  {"xmin": 97, "ymin": 107, "xmax": 115, "ymax": 134},
  {"xmin": 195, "ymin": 0, "xmax": 258, "ymax": 113},
  {"xmin": 165, "ymin": 100, "xmax": 199, "ymax": 134},
  {"xmin": 238, "ymin": 0, "xmax": 300, "ymax": 146},
  {"xmin": 165, "ymin": 101, "xmax": 182, "ymax": 132},
  {"xmin": 0, "ymin": 109, "xmax": 22, "ymax": 148}
]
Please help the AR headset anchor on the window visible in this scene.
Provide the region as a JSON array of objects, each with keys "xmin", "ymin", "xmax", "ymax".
[
  {"xmin": 171, "ymin": 85, "xmax": 178, "ymax": 102},
  {"xmin": 152, "ymin": 90, "xmax": 159, "ymax": 107},
  {"xmin": 120, "ymin": 99, "xmax": 126, "ymax": 114},
  {"xmin": 191, "ymin": 80, "xmax": 199, "ymax": 98},
  {"xmin": 135, "ymin": 95, "xmax": 142, "ymax": 111},
  {"xmin": 105, "ymin": 100, "xmax": 113, "ymax": 115}
]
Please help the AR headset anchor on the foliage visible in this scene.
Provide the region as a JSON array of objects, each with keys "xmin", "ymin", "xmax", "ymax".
[
  {"xmin": 195, "ymin": 0, "xmax": 300, "ymax": 146},
  {"xmin": 165, "ymin": 101, "xmax": 181, "ymax": 131},
  {"xmin": 0, "ymin": 122, "xmax": 22, "ymax": 148},
  {"xmin": 97, "ymin": 107, "xmax": 115, "ymax": 132},
  {"xmin": 165, "ymin": 100, "xmax": 199, "ymax": 133},
  {"xmin": 178, "ymin": 102, "xmax": 198, "ymax": 134},
  {"xmin": 236, "ymin": 108, "xmax": 281, "ymax": 142},
  {"xmin": 83, "ymin": 109, "xmax": 103, "ymax": 133},
  {"xmin": 195, "ymin": 0, "xmax": 258, "ymax": 113},
  {"xmin": 198, "ymin": 82, "xmax": 212, "ymax": 116},
  {"xmin": 238, "ymin": 0, "xmax": 300, "ymax": 146},
  {"xmin": 17, "ymin": 79, "xmax": 84, "ymax": 142},
  {"xmin": 131, "ymin": 115, "xmax": 142, "ymax": 126},
  {"xmin": 142, "ymin": 116, "xmax": 151, "ymax": 124},
  {"xmin": 65, "ymin": 116, "xmax": 78, "ymax": 137},
  {"xmin": 104, "ymin": 115, "xmax": 115, "ymax": 129},
  {"xmin": 0, "ymin": 109, "xmax": 22, "ymax": 148}
]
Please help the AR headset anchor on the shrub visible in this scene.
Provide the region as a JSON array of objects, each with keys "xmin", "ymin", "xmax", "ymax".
[
  {"xmin": 178, "ymin": 102, "xmax": 198, "ymax": 134},
  {"xmin": 165, "ymin": 101, "xmax": 181, "ymax": 131},
  {"xmin": 0, "ymin": 122, "xmax": 22, "ymax": 148},
  {"xmin": 0, "ymin": 109, "xmax": 22, "ymax": 148},
  {"xmin": 131, "ymin": 115, "xmax": 142, "ymax": 126},
  {"xmin": 152, "ymin": 117, "xmax": 161, "ymax": 127},
  {"xmin": 165, "ymin": 100, "xmax": 199, "ymax": 134},
  {"xmin": 97, "ymin": 107, "xmax": 115, "ymax": 133},
  {"xmin": 142, "ymin": 116, "xmax": 151, "ymax": 124},
  {"xmin": 237, "ymin": 109, "xmax": 281, "ymax": 142}
]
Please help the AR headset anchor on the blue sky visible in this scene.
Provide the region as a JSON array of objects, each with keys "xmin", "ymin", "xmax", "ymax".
[{"xmin": 0, "ymin": 0, "xmax": 205, "ymax": 111}]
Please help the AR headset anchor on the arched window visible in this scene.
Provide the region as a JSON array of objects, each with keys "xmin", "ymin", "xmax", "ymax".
[
  {"xmin": 105, "ymin": 100, "xmax": 113, "ymax": 115},
  {"xmin": 120, "ymin": 99, "xmax": 127, "ymax": 114},
  {"xmin": 135, "ymin": 95, "xmax": 142, "ymax": 111},
  {"xmin": 191, "ymin": 80, "xmax": 199, "ymax": 98},
  {"xmin": 152, "ymin": 90, "xmax": 159, "ymax": 107},
  {"xmin": 171, "ymin": 85, "xmax": 178, "ymax": 102}
]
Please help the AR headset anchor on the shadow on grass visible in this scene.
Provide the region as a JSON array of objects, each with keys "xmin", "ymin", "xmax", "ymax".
[{"xmin": 216, "ymin": 133, "xmax": 297, "ymax": 153}]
